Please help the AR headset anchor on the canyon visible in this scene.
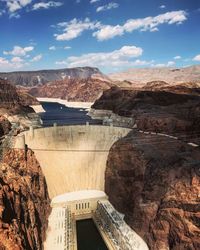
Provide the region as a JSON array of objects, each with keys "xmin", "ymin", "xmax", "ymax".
[
  {"xmin": 0, "ymin": 149, "xmax": 51, "ymax": 250},
  {"xmin": 1, "ymin": 65, "xmax": 200, "ymax": 103},
  {"xmin": 105, "ymin": 131, "xmax": 200, "ymax": 250},
  {"xmin": 0, "ymin": 79, "xmax": 40, "ymax": 130},
  {"xmin": 0, "ymin": 66, "xmax": 200, "ymax": 250},
  {"xmin": 90, "ymin": 85, "xmax": 200, "ymax": 249},
  {"xmin": 26, "ymin": 78, "xmax": 113, "ymax": 102},
  {"xmin": 0, "ymin": 79, "xmax": 50, "ymax": 250},
  {"xmin": 92, "ymin": 86, "xmax": 200, "ymax": 144}
]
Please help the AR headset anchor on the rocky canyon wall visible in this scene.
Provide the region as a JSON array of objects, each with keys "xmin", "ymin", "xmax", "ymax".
[
  {"xmin": 0, "ymin": 149, "xmax": 51, "ymax": 250},
  {"xmin": 0, "ymin": 78, "xmax": 50, "ymax": 250},
  {"xmin": 92, "ymin": 86, "xmax": 200, "ymax": 144},
  {"xmin": 105, "ymin": 131, "xmax": 200, "ymax": 250},
  {"xmin": 0, "ymin": 116, "xmax": 11, "ymax": 138}
]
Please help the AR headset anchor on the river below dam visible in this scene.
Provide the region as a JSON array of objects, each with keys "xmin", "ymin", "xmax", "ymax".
[
  {"xmin": 39, "ymin": 101, "xmax": 102, "ymax": 126},
  {"xmin": 77, "ymin": 219, "xmax": 108, "ymax": 250}
]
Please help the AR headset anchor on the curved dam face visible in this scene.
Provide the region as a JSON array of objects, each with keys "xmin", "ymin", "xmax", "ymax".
[{"xmin": 15, "ymin": 125, "xmax": 131, "ymax": 198}]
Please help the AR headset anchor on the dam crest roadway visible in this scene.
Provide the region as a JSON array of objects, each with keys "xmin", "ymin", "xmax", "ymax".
[{"xmin": 14, "ymin": 124, "xmax": 149, "ymax": 250}]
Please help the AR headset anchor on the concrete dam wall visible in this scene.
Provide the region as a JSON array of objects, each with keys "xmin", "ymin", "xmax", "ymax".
[{"xmin": 15, "ymin": 125, "xmax": 131, "ymax": 198}]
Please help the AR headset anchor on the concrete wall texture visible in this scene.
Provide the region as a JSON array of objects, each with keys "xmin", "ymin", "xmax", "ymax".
[{"xmin": 15, "ymin": 125, "xmax": 131, "ymax": 198}]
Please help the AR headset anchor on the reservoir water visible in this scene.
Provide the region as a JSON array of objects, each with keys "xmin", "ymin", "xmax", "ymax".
[
  {"xmin": 39, "ymin": 102, "xmax": 102, "ymax": 126},
  {"xmin": 76, "ymin": 219, "xmax": 108, "ymax": 250}
]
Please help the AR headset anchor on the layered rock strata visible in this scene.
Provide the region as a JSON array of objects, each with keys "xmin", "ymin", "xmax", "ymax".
[
  {"xmin": 0, "ymin": 79, "xmax": 34, "ymax": 115},
  {"xmin": 0, "ymin": 149, "xmax": 51, "ymax": 250},
  {"xmin": 0, "ymin": 116, "xmax": 11, "ymax": 138},
  {"xmin": 92, "ymin": 87, "xmax": 200, "ymax": 144},
  {"xmin": 109, "ymin": 65, "xmax": 200, "ymax": 85},
  {"xmin": 0, "ymin": 79, "xmax": 40, "ymax": 129},
  {"xmin": 106, "ymin": 131, "xmax": 200, "ymax": 250},
  {"xmin": 27, "ymin": 78, "xmax": 112, "ymax": 102},
  {"xmin": 0, "ymin": 67, "xmax": 108, "ymax": 86}
]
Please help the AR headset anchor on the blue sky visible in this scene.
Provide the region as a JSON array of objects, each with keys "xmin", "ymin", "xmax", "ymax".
[{"xmin": 0, "ymin": 0, "xmax": 200, "ymax": 73}]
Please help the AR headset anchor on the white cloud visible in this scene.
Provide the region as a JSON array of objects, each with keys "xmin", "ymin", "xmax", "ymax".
[
  {"xmin": 193, "ymin": 54, "xmax": 200, "ymax": 61},
  {"xmin": 49, "ymin": 46, "xmax": 57, "ymax": 50},
  {"xmin": 11, "ymin": 56, "xmax": 24, "ymax": 63},
  {"xmin": 174, "ymin": 55, "xmax": 181, "ymax": 60},
  {"xmin": 31, "ymin": 54, "xmax": 42, "ymax": 62},
  {"xmin": 0, "ymin": 46, "xmax": 42, "ymax": 71},
  {"xmin": 64, "ymin": 46, "xmax": 71, "ymax": 50},
  {"xmin": 0, "ymin": 57, "xmax": 11, "ymax": 69},
  {"xmin": 150, "ymin": 27, "xmax": 159, "ymax": 32},
  {"xmin": 0, "ymin": 56, "xmax": 28, "ymax": 70},
  {"xmin": 55, "ymin": 45, "xmax": 144, "ymax": 68},
  {"xmin": 93, "ymin": 10, "xmax": 187, "ymax": 40},
  {"xmin": 159, "ymin": 5, "xmax": 166, "ymax": 9},
  {"xmin": 3, "ymin": 46, "xmax": 34, "ymax": 56},
  {"xmin": 9, "ymin": 12, "xmax": 21, "ymax": 18},
  {"xmin": 94, "ymin": 24, "xmax": 124, "ymax": 40},
  {"xmin": 90, "ymin": 0, "xmax": 100, "ymax": 3},
  {"xmin": 167, "ymin": 61, "xmax": 175, "ymax": 66},
  {"xmin": 96, "ymin": 2, "xmax": 119, "ymax": 12},
  {"xmin": 54, "ymin": 18, "xmax": 101, "ymax": 41},
  {"xmin": 53, "ymin": 10, "xmax": 187, "ymax": 42},
  {"xmin": 32, "ymin": 1, "xmax": 63, "ymax": 11},
  {"xmin": 152, "ymin": 61, "xmax": 175, "ymax": 67},
  {"xmin": 4, "ymin": 0, "xmax": 32, "ymax": 13},
  {"xmin": 49, "ymin": 45, "xmax": 71, "ymax": 50},
  {"xmin": 0, "ymin": 10, "xmax": 6, "ymax": 16}
]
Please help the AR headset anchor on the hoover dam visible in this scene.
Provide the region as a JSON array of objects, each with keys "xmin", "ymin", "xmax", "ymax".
[
  {"xmin": 15, "ymin": 124, "xmax": 130, "ymax": 198},
  {"xmin": 14, "ymin": 124, "xmax": 149, "ymax": 250}
]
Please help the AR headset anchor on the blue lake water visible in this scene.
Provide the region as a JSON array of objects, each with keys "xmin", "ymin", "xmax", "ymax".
[{"xmin": 38, "ymin": 102, "xmax": 102, "ymax": 127}]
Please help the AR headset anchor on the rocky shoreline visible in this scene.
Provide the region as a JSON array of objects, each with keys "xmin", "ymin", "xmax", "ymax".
[{"xmin": 37, "ymin": 97, "xmax": 93, "ymax": 109}]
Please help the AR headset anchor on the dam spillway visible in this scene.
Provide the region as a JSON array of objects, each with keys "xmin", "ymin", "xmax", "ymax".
[{"xmin": 15, "ymin": 125, "xmax": 131, "ymax": 198}]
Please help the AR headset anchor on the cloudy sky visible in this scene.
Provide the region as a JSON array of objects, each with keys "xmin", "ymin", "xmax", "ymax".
[{"xmin": 0, "ymin": 0, "xmax": 199, "ymax": 73}]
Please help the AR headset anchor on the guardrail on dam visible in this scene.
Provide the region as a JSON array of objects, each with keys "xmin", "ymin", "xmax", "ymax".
[{"xmin": 14, "ymin": 125, "xmax": 131, "ymax": 198}]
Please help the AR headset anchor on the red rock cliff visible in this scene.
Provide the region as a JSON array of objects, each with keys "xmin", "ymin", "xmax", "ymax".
[
  {"xmin": 0, "ymin": 116, "xmax": 11, "ymax": 138},
  {"xmin": 92, "ymin": 87, "xmax": 200, "ymax": 144},
  {"xmin": 27, "ymin": 78, "xmax": 112, "ymax": 102},
  {"xmin": 0, "ymin": 149, "xmax": 51, "ymax": 250},
  {"xmin": 106, "ymin": 131, "xmax": 200, "ymax": 250},
  {"xmin": 0, "ymin": 79, "xmax": 35, "ymax": 115}
]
